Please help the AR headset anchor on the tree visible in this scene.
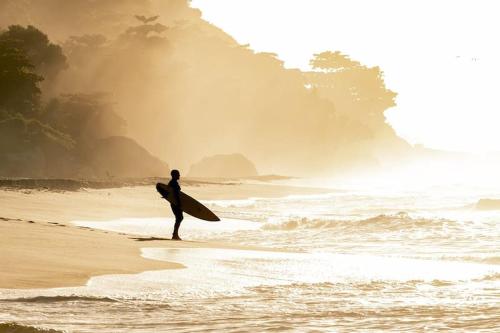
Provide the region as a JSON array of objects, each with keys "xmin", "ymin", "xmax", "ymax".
[
  {"xmin": 306, "ymin": 51, "xmax": 409, "ymax": 161},
  {"xmin": 42, "ymin": 93, "xmax": 127, "ymax": 144},
  {"xmin": 310, "ymin": 51, "xmax": 361, "ymax": 72},
  {"xmin": 0, "ymin": 25, "xmax": 67, "ymax": 84},
  {"xmin": 0, "ymin": 39, "xmax": 43, "ymax": 116},
  {"xmin": 306, "ymin": 51, "xmax": 397, "ymax": 126}
]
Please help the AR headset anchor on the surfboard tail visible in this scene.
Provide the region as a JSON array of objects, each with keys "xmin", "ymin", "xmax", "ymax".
[{"xmin": 156, "ymin": 183, "xmax": 169, "ymax": 199}]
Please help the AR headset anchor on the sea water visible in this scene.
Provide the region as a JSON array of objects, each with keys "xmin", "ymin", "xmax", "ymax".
[{"xmin": 1, "ymin": 184, "xmax": 499, "ymax": 332}]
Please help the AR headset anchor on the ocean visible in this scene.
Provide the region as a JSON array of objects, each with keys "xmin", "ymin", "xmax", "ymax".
[{"xmin": 1, "ymin": 182, "xmax": 499, "ymax": 332}]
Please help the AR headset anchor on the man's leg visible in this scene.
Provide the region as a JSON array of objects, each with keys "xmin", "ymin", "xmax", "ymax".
[{"xmin": 172, "ymin": 208, "xmax": 183, "ymax": 240}]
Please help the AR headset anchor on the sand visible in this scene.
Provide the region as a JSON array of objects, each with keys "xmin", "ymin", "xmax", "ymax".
[
  {"xmin": 1, "ymin": 181, "xmax": 322, "ymax": 289},
  {"xmin": 0, "ymin": 218, "xmax": 183, "ymax": 289}
]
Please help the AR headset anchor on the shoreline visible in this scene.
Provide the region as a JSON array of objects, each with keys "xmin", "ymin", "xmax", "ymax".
[
  {"xmin": 0, "ymin": 181, "xmax": 323, "ymax": 289},
  {"xmin": 0, "ymin": 181, "xmax": 330, "ymax": 223},
  {"xmin": 0, "ymin": 217, "xmax": 279, "ymax": 289},
  {"xmin": 0, "ymin": 175, "xmax": 295, "ymax": 192},
  {"xmin": 0, "ymin": 217, "xmax": 182, "ymax": 289}
]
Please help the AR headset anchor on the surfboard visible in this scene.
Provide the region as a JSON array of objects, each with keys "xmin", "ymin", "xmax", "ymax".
[{"xmin": 156, "ymin": 182, "xmax": 220, "ymax": 222}]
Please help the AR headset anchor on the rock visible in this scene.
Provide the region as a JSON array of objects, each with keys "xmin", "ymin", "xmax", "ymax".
[
  {"xmin": 0, "ymin": 116, "xmax": 74, "ymax": 177},
  {"xmin": 476, "ymin": 199, "xmax": 500, "ymax": 211},
  {"xmin": 87, "ymin": 136, "xmax": 168, "ymax": 178},
  {"xmin": 188, "ymin": 153, "xmax": 258, "ymax": 178}
]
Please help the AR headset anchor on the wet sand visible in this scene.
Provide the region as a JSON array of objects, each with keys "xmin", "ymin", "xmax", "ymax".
[
  {"xmin": 1, "ymin": 181, "xmax": 321, "ymax": 289},
  {"xmin": 0, "ymin": 217, "xmax": 183, "ymax": 289}
]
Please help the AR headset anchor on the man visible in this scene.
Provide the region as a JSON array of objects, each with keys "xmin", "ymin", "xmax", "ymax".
[{"xmin": 168, "ymin": 169, "xmax": 183, "ymax": 240}]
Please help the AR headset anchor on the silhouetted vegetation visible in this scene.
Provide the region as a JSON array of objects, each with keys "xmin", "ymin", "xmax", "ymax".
[
  {"xmin": 42, "ymin": 94, "xmax": 126, "ymax": 144},
  {"xmin": 0, "ymin": 38, "xmax": 42, "ymax": 116},
  {"xmin": 0, "ymin": 25, "xmax": 167, "ymax": 178},
  {"xmin": 0, "ymin": 25, "xmax": 67, "ymax": 93},
  {"xmin": 1, "ymin": 0, "xmax": 412, "ymax": 177}
]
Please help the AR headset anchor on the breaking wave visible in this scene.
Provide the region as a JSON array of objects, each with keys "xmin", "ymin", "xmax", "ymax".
[
  {"xmin": 2, "ymin": 295, "xmax": 118, "ymax": 303},
  {"xmin": 442, "ymin": 256, "xmax": 500, "ymax": 265},
  {"xmin": 476, "ymin": 272, "xmax": 500, "ymax": 281},
  {"xmin": 262, "ymin": 212, "xmax": 454, "ymax": 231},
  {"xmin": 0, "ymin": 323, "xmax": 64, "ymax": 333}
]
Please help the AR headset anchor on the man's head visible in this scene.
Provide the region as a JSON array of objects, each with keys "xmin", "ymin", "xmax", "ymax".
[{"xmin": 170, "ymin": 169, "xmax": 180, "ymax": 180}]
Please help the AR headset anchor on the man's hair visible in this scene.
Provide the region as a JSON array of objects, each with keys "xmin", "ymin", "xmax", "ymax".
[{"xmin": 170, "ymin": 169, "xmax": 180, "ymax": 177}]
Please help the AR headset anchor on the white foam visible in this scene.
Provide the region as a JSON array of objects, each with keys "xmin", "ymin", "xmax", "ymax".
[
  {"xmin": 73, "ymin": 216, "xmax": 261, "ymax": 238},
  {"xmin": 200, "ymin": 198, "xmax": 258, "ymax": 208},
  {"xmin": 81, "ymin": 248, "xmax": 500, "ymax": 297}
]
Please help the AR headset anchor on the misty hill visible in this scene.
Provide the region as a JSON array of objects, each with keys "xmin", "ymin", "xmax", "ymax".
[
  {"xmin": 0, "ymin": 113, "xmax": 168, "ymax": 178},
  {"xmin": 0, "ymin": 25, "xmax": 168, "ymax": 178},
  {"xmin": 87, "ymin": 136, "xmax": 168, "ymax": 178},
  {"xmin": 0, "ymin": 115, "xmax": 72, "ymax": 178},
  {"xmin": 188, "ymin": 153, "xmax": 258, "ymax": 178},
  {"xmin": 1, "ymin": 0, "xmax": 414, "ymax": 176}
]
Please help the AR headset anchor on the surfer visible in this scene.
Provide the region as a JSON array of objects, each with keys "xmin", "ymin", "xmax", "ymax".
[{"xmin": 168, "ymin": 169, "xmax": 183, "ymax": 240}]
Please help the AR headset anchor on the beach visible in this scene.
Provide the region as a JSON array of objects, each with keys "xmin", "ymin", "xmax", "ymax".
[
  {"xmin": 0, "ymin": 179, "xmax": 322, "ymax": 289},
  {"xmin": 1, "ymin": 217, "xmax": 184, "ymax": 289},
  {"xmin": 1, "ymin": 179, "xmax": 499, "ymax": 332}
]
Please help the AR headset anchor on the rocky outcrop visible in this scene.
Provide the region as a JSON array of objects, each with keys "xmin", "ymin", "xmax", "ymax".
[
  {"xmin": 0, "ymin": 130, "xmax": 168, "ymax": 178},
  {"xmin": 86, "ymin": 136, "xmax": 168, "ymax": 178},
  {"xmin": 188, "ymin": 153, "xmax": 258, "ymax": 178},
  {"xmin": 476, "ymin": 199, "xmax": 500, "ymax": 210}
]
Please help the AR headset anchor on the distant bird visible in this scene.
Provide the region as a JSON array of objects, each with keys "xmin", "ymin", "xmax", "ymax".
[{"xmin": 135, "ymin": 15, "xmax": 159, "ymax": 24}]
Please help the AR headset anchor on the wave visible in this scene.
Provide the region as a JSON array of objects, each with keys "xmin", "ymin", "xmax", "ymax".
[
  {"xmin": 477, "ymin": 272, "xmax": 500, "ymax": 281},
  {"xmin": 479, "ymin": 257, "xmax": 500, "ymax": 265},
  {"xmin": 202, "ymin": 198, "xmax": 257, "ymax": 208},
  {"xmin": 262, "ymin": 212, "xmax": 453, "ymax": 231},
  {"xmin": 442, "ymin": 256, "xmax": 500, "ymax": 265},
  {"xmin": 250, "ymin": 279, "xmax": 454, "ymax": 295},
  {"xmin": 2, "ymin": 295, "xmax": 118, "ymax": 303},
  {"xmin": 0, "ymin": 323, "xmax": 64, "ymax": 333}
]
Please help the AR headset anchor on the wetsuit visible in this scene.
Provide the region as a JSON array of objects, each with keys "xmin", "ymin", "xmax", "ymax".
[{"xmin": 168, "ymin": 179, "xmax": 183, "ymax": 238}]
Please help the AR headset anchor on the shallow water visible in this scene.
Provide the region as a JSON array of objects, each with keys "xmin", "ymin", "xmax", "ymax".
[{"xmin": 1, "ymin": 184, "xmax": 500, "ymax": 332}]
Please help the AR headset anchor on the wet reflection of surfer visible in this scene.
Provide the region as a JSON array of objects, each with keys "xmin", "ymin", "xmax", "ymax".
[{"xmin": 169, "ymin": 169, "xmax": 183, "ymax": 240}]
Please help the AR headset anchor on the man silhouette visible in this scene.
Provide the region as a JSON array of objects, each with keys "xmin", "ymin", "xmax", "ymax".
[{"xmin": 168, "ymin": 169, "xmax": 183, "ymax": 240}]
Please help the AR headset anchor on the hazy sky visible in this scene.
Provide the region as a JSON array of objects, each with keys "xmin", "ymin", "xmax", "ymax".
[{"xmin": 191, "ymin": 0, "xmax": 500, "ymax": 153}]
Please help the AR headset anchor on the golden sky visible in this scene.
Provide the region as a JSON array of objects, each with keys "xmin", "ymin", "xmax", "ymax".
[{"xmin": 191, "ymin": 0, "xmax": 500, "ymax": 153}]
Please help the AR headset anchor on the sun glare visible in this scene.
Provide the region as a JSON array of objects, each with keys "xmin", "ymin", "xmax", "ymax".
[{"xmin": 191, "ymin": 0, "xmax": 500, "ymax": 153}]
